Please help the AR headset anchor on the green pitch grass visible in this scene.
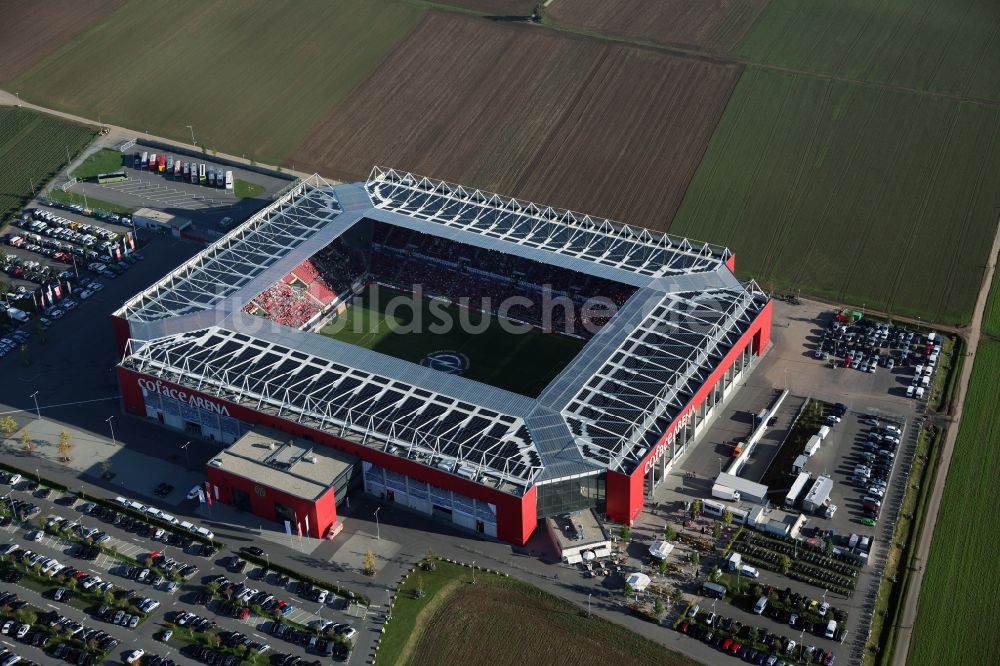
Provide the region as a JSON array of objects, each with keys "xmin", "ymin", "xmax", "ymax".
[
  {"xmin": 11, "ymin": 0, "xmax": 423, "ymax": 166},
  {"xmin": 670, "ymin": 67, "xmax": 1000, "ymax": 326},
  {"xmin": 319, "ymin": 285, "xmax": 586, "ymax": 397}
]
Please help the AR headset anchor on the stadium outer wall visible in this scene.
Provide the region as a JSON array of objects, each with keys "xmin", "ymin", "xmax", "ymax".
[
  {"xmin": 605, "ymin": 299, "xmax": 773, "ymax": 526},
  {"xmin": 116, "ymin": 366, "xmax": 538, "ymax": 545}
]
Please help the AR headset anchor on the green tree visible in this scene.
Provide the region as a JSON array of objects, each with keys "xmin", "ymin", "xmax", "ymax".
[
  {"xmin": 780, "ymin": 554, "xmax": 792, "ymax": 574},
  {"xmin": 664, "ymin": 524, "xmax": 677, "ymax": 541},
  {"xmin": 99, "ymin": 459, "xmax": 112, "ymax": 479},
  {"xmin": 712, "ymin": 522, "xmax": 722, "ymax": 540},
  {"xmin": 14, "ymin": 608, "xmax": 36, "ymax": 625},
  {"xmin": 671, "ymin": 587, "xmax": 683, "ymax": 604},
  {"xmin": 58, "ymin": 429, "xmax": 74, "ymax": 461},
  {"xmin": 691, "ymin": 499, "xmax": 702, "ymax": 517},
  {"xmin": 620, "ymin": 526, "xmax": 631, "ymax": 542},
  {"xmin": 657, "ymin": 558, "xmax": 670, "ymax": 575},
  {"xmin": 653, "ymin": 597, "xmax": 665, "ymax": 618},
  {"xmin": 0, "ymin": 416, "xmax": 17, "ymax": 438},
  {"xmin": 20, "ymin": 429, "xmax": 35, "ymax": 454},
  {"xmin": 412, "ymin": 573, "xmax": 425, "ymax": 599},
  {"xmin": 363, "ymin": 549, "xmax": 377, "ymax": 576},
  {"xmin": 747, "ymin": 626, "xmax": 759, "ymax": 644},
  {"xmin": 624, "ymin": 582, "xmax": 634, "ymax": 598},
  {"xmin": 723, "ymin": 509, "xmax": 733, "ymax": 526},
  {"xmin": 689, "ymin": 552, "xmax": 700, "ymax": 570}
]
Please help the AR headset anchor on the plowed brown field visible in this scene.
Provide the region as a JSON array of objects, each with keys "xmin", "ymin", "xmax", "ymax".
[
  {"xmin": 546, "ymin": 0, "xmax": 770, "ymax": 52},
  {"xmin": 0, "ymin": 0, "xmax": 123, "ymax": 82},
  {"xmin": 288, "ymin": 12, "xmax": 741, "ymax": 229}
]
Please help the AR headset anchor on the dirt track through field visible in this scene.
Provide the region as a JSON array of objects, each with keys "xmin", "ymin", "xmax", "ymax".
[
  {"xmin": 286, "ymin": 11, "xmax": 741, "ymax": 230},
  {"xmin": 892, "ymin": 216, "xmax": 1000, "ymax": 666}
]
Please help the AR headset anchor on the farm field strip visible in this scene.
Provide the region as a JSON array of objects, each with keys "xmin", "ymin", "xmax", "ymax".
[
  {"xmin": 10, "ymin": 0, "xmax": 424, "ymax": 166},
  {"xmin": 734, "ymin": 0, "xmax": 1000, "ymax": 103},
  {"xmin": 670, "ymin": 67, "xmax": 1000, "ymax": 325},
  {"xmin": 545, "ymin": 0, "xmax": 770, "ymax": 53},
  {"xmin": 982, "ymin": 268, "xmax": 1000, "ymax": 339},
  {"xmin": 908, "ymin": 341, "xmax": 1000, "ymax": 666},
  {"xmin": 288, "ymin": 11, "xmax": 741, "ymax": 230},
  {"xmin": 0, "ymin": 107, "xmax": 95, "ymax": 225}
]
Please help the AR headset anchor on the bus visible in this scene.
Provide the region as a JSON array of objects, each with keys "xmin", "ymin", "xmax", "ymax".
[
  {"xmin": 190, "ymin": 163, "xmax": 199, "ymax": 184},
  {"xmin": 166, "ymin": 155, "xmax": 174, "ymax": 172},
  {"xmin": 207, "ymin": 169, "xmax": 216, "ymax": 187},
  {"xmin": 158, "ymin": 154, "xmax": 166, "ymax": 172},
  {"xmin": 224, "ymin": 170, "xmax": 233, "ymax": 190},
  {"xmin": 140, "ymin": 151, "xmax": 148, "ymax": 169},
  {"xmin": 198, "ymin": 163, "xmax": 206, "ymax": 183},
  {"xmin": 183, "ymin": 162, "xmax": 191, "ymax": 181},
  {"xmin": 148, "ymin": 153, "xmax": 157, "ymax": 170},
  {"xmin": 701, "ymin": 582, "xmax": 727, "ymax": 599},
  {"xmin": 96, "ymin": 171, "xmax": 128, "ymax": 184},
  {"xmin": 173, "ymin": 159, "xmax": 183, "ymax": 178}
]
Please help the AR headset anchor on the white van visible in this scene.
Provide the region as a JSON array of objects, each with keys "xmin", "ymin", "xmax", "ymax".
[
  {"xmin": 906, "ymin": 385, "xmax": 915, "ymax": 398},
  {"xmin": 753, "ymin": 595, "xmax": 768, "ymax": 614},
  {"xmin": 825, "ymin": 619, "xmax": 838, "ymax": 638},
  {"xmin": 196, "ymin": 527, "xmax": 214, "ymax": 540},
  {"xmin": 180, "ymin": 521, "xmax": 196, "ymax": 532},
  {"xmin": 916, "ymin": 387, "xmax": 925, "ymax": 400}
]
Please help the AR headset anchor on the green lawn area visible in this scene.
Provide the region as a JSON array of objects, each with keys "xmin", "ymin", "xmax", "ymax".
[
  {"xmin": 10, "ymin": 0, "xmax": 424, "ymax": 166},
  {"xmin": 383, "ymin": 560, "xmax": 703, "ymax": 666},
  {"xmin": 45, "ymin": 189, "xmax": 136, "ymax": 214},
  {"xmin": 909, "ymin": 341, "xmax": 1000, "ymax": 665},
  {"xmin": 0, "ymin": 107, "xmax": 94, "ymax": 224},
  {"xmin": 320, "ymin": 284, "xmax": 585, "ymax": 397},
  {"xmin": 734, "ymin": 0, "xmax": 1000, "ymax": 102},
  {"xmin": 670, "ymin": 67, "xmax": 1000, "ymax": 326},
  {"xmin": 70, "ymin": 147, "xmax": 123, "ymax": 180},
  {"xmin": 234, "ymin": 178, "xmax": 265, "ymax": 199}
]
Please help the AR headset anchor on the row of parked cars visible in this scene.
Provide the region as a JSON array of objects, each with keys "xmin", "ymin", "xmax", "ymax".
[
  {"xmin": 852, "ymin": 422, "xmax": 902, "ymax": 525},
  {"xmin": 677, "ymin": 617, "xmax": 836, "ymax": 666}
]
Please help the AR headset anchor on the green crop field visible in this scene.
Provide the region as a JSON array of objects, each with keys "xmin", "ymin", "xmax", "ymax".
[
  {"xmin": 319, "ymin": 285, "xmax": 585, "ymax": 397},
  {"xmin": 0, "ymin": 107, "xmax": 94, "ymax": 224},
  {"xmin": 735, "ymin": 0, "xmax": 1000, "ymax": 103},
  {"xmin": 670, "ymin": 68, "xmax": 1000, "ymax": 325},
  {"xmin": 982, "ymin": 269, "xmax": 1000, "ymax": 339},
  {"xmin": 10, "ymin": 0, "xmax": 423, "ymax": 166},
  {"xmin": 909, "ymin": 341, "xmax": 1000, "ymax": 665}
]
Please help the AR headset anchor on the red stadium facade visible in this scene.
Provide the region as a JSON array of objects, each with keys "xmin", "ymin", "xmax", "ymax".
[{"xmin": 113, "ymin": 170, "xmax": 772, "ymax": 547}]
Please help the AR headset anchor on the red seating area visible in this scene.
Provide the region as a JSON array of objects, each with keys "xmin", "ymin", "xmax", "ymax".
[{"xmin": 244, "ymin": 282, "xmax": 319, "ymax": 328}]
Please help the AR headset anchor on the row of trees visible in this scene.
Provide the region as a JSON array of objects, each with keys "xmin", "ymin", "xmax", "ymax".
[{"xmin": 0, "ymin": 416, "xmax": 74, "ymax": 461}]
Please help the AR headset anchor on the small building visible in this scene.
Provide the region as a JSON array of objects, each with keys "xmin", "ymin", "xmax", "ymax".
[
  {"xmin": 802, "ymin": 474, "xmax": 834, "ymax": 513},
  {"xmin": 206, "ymin": 427, "xmax": 360, "ymax": 539},
  {"xmin": 548, "ymin": 509, "xmax": 611, "ymax": 564},
  {"xmin": 792, "ymin": 454, "xmax": 809, "ymax": 473},
  {"xmin": 804, "ymin": 434, "xmax": 822, "ymax": 457},
  {"xmin": 133, "ymin": 207, "xmax": 191, "ymax": 238},
  {"xmin": 712, "ymin": 472, "xmax": 769, "ymax": 504}
]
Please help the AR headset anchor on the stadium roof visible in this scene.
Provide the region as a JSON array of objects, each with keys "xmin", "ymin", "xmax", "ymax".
[{"xmin": 118, "ymin": 169, "xmax": 768, "ymax": 495}]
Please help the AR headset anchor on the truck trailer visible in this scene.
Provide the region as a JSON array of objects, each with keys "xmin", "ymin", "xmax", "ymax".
[{"xmin": 784, "ymin": 471, "xmax": 812, "ymax": 508}]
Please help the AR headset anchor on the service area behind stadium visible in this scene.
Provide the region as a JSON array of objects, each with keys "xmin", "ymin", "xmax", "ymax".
[{"xmin": 112, "ymin": 168, "xmax": 772, "ymax": 546}]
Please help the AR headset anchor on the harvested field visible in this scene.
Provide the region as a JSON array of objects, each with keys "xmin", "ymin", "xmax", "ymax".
[
  {"xmin": 289, "ymin": 12, "xmax": 741, "ymax": 229},
  {"xmin": 670, "ymin": 67, "xmax": 1000, "ymax": 326},
  {"xmin": 0, "ymin": 0, "xmax": 123, "ymax": 82},
  {"xmin": 436, "ymin": 0, "xmax": 537, "ymax": 15},
  {"xmin": 736, "ymin": 0, "xmax": 1000, "ymax": 102},
  {"xmin": 909, "ymin": 341, "xmax": 1000, "ymax": 666},
  {"xmin": 547, "ymin": 0, "xmax": 770, "ymax": 52},
  {"xmin": 983, "ymin": 269, "xmax": 1000, "ymax": 339},
  {"xmin": 10, "ymin": 0, "xmax": 423, "ymax": 165}
]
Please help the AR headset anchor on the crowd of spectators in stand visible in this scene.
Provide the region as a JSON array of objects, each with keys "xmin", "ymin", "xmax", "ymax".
[
  {"xmin": 247, "ymin": 221, "xmax": 637, "ymax": 335},
  {"xmin": 244, "ymin": 281, "xmax": 319, "ymax": 328}
]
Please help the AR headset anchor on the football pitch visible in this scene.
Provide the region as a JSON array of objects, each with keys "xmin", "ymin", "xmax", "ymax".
[{"xmin": 319, "ymin": 286, "xmax": 586, "ymax": 397}]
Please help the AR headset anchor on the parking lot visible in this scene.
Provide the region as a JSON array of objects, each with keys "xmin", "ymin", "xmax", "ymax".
[
  {"xmin": 636, "ymin": 298, "xmax": 936, "ymax": 665},
  {"xmin": 66, "ymin": 142, "xmax": 290, "ymax": 232},
  {"xmin": 0, "ymin": 473, "xmax": 362, "ymax": 665}
]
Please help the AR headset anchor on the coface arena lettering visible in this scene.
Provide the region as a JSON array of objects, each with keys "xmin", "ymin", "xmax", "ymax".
[
  {"xmin": 138, "ymin": 378, "xmax": 230, "ymax": 416},
  {"xmin": 642, "ymin": 411, "xmax": 691, "ymax": 474}
]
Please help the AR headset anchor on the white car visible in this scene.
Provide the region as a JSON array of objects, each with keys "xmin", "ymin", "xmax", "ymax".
[
  {"xmin": 8, "ymin": 475, "xmax": 20, "ymax": 486},
  {"xmin": 186, "ymin": 485, "xmax": 202, "ymax": 500},
  {"xmin": 61, "ymin": 299, "xmax": 77, "ymax": 310},
  {"xmin": 27, "ymin": 530, "xmax": 43, "ymax": 542},
  {"xmin": 0, "ymin": 544, "xmax": 18, "ymax": 556},
  {"xmin": 78, "ymin": 289, "xmax": 93, "ymax": 300},
  {"xmin": 49, "ymin": 309, "xmax": 64, "ymax": 319},
  {"xmin": 15, "ymin": 623, "xmax": 30, "ymax": 639},
  {"xmin": 126, "ymin": 649, "xmax": 144, "ymax": 664}
]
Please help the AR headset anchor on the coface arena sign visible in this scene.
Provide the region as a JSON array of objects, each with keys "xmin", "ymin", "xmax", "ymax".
[
  {"xmin": 642, "ymin": 411, "xmax": 691, "ymax": 474},
  {"xmin": 138, "ymin": 378, "xmax": 231, "ymax": 416}
]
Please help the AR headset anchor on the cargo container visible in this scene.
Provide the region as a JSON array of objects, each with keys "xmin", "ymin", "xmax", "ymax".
[
  {"xmin": 225, "ymin": 170, "xmax": 234, "ymax": 190},
  {"xmin": 802, "ymin": 474, "xmax": 834, "ymax": 513}
]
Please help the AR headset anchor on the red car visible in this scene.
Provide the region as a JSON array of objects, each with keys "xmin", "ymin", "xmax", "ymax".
[
  {"xmin": 677, "ymin": 621, "xmax": 689, "ymax": 634},
  {"xmin": 238, "ymin": 607, "xmax": 250, "ymax": 621},
  {"xmin": 722, "ymin": 638, "xmax": 733, "ymax": 652},
  {"xmin": 730, "ymin": 641, "xmax": 743, "ymax": 655}
]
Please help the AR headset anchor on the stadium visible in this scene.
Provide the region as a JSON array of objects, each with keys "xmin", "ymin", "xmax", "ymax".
[{"xmin": 112, "ymin": 168, "xmax": 772, "ymax": 546}]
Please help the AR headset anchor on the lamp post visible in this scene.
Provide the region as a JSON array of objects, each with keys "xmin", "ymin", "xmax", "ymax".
[
  {"xmin": 587, "ymin": 592, "xmax": 592, "ymax": 617},
  {"xmin": 471, "ymin": 561, "xmax": 476, "ymax": 585},
  {"xmin": 105, "ymin": 416, "xmax": 117, "ymax": 447},
  {"xmin": 14, "ymin": 92, "xmax": 20, "ymax": 107},
  {"xmin": 186, "ymin": 125, "xmax": 196, "ymax": 146},
  {"xmin": 181, "ymin": 441, "xmax": 191, "ymax": 469},
  {"xmin": 373, "ymin": 507, "xmax": 380, "ymax": 541},
  {"xmin": 29, "ymin": 391, "xmax": 40, "ymax": 420}
]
